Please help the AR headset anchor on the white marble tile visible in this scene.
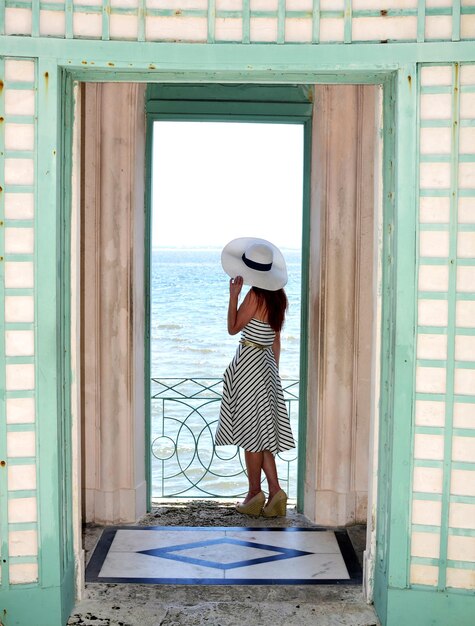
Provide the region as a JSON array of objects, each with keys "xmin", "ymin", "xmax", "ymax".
[
  {"xmin": 99, "ymin": 551, "xmax": 224, "ymax": 580},
  {"xmin": 109, "ymin": 529, "xmax": 224, "ymax": 552},
  {"xmin": 176, "ymin": 543, "xmax": 279, "ymax": 565},
  {"xmin": 227, "ymin": 552, "xmax": 349, "ymax": 580},
  {"xmin": 225, "ymin": 530, "xmax": 341, "ymax": 554},
  {"xmin": 93, "ymin": 528, "xmax": 357, "ymax": 583}
]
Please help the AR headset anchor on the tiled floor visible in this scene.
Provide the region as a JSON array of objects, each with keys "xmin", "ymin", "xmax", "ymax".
[{"xmin": 86, "ymin": 527, "xmax": 361, "ymax": 585}]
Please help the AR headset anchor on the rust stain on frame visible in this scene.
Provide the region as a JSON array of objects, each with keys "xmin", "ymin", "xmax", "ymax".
[{"xmin": 453, "ymin": 63, "xmax": 459, "ymax": 143}]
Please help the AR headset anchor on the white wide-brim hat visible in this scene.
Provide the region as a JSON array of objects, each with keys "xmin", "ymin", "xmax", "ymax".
[{"xmin": 221, "ymin": 237, "xmax": 288, "ymax": 291}]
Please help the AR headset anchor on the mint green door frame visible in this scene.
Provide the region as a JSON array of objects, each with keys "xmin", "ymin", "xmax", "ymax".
[
  {"xmin": 60, "ymin": 66, "xmax": 408, "ymax": 625},
  {"xmin": 33, "ymin": 65, "xmax": 415, "ymax": 615},
  {"xmin": 58, "ymin": 65, "xmax": 411, "ymax": 626},
  {"xmin": 2, "ymin": 36, "xmax": 474, "ymax": 626},
  {"xmin": 144, "ymin": 83, "xmax": 313, "ymax": 512}
]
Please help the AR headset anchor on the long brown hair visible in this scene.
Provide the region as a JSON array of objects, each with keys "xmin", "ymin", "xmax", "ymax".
[{"xmin": 252, "ymin": 287, "xmax": 288, "ymax": 332}]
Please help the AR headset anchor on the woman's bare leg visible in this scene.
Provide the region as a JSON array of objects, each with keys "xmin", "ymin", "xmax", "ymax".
[
  {"xmin": 262, "ymin": 451, "xmax": 282, "ymax": 500},
  {"xmin": 243, "ymin": 450, "xmax": 264, "ymax": 503}
]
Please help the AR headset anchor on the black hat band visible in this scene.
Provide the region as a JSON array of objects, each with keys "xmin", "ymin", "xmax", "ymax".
[{"xmin": 242, "ymin": 252, "xmax": 273, "ymax": 272}]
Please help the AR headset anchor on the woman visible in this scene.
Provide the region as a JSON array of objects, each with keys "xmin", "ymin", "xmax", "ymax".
[{"xmin": 215, "ymin": 237, "xmax": 295, "ymax": 517}]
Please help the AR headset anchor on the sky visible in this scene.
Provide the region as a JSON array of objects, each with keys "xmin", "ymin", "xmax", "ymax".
[{"xmin": 152, "ymin": 121, "xmax": 304, "ymax": 250}]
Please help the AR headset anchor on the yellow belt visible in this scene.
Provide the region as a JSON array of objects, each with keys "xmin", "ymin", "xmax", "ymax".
[{"xmin": 240, "ymin": 339, "xmax": 271, "ymax": 350}]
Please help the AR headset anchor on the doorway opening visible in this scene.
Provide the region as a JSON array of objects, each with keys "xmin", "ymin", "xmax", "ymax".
[
  {"xmin": 149, "ymin": 120, "xmax": 304, "ymax": 503},
  {"xmin": 74, "ymin": 80, "xmax": 386, "ymax": 601}
]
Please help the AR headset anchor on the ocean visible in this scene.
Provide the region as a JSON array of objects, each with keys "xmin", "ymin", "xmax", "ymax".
[{"xmin": 150, "ymin": 248, "xmax": 301, "ymax": 499}]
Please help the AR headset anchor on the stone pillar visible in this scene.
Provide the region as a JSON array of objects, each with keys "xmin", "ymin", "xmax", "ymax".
[
  {"xmin": 81, "ymin": 83, "xmax": 147, "ymax": 524},
  {"xmin": 305, "ymin": 85, "xmax": 377, "ymax": 526}
]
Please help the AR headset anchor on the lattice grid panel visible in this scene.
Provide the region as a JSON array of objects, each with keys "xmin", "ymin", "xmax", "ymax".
[
  {"xmin": 0, "ymin": 58, "xmax": 39, "ymax": 587},
  {"xmin": 1, "ymin": 0, "xmax": 474, "ymax": 43},
  {"xmin": 412, "ymin": 62, "xmax": 475, "ymax": 592}
]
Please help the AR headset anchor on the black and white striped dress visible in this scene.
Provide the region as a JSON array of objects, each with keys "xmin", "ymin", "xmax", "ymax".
[{"xmin": 215, "ymin": 318, "xmax": 295, "ymax": 455}]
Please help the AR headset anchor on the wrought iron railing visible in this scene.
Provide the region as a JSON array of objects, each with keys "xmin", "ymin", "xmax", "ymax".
[{"xmin": 151, "ymin": 377, "xmax": 299, "ymax": 499}]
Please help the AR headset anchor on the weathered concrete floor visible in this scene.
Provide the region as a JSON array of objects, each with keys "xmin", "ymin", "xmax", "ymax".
[{"xmin": 69, "ymin": 501, "xmax": 380, "ymax": 626}]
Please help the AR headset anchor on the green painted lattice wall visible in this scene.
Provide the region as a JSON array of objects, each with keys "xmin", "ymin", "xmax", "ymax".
[
  {"xmin": 412, "ymin": 63, "xmax": 475, "ymax": 593},
  {"xmin": 1, "ymin": 0, "xmax": 475, "ymax": 43}
]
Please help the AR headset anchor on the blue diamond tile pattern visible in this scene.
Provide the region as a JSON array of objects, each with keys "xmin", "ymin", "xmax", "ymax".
[
  {"xmin": 139, "ymin": 537, "xmax": 314, "ymax": 570},
  {"xmin": 85, "ymin": 527, "xmax": 362, "ymax": 585}
]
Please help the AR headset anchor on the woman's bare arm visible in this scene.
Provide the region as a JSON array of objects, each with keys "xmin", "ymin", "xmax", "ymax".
[
  {"xmin": 272, "ymin": 332, "xmax": 281, "ymax": 368},
  {"xmin": 227, "ymin": 277, "xmax": 258, "ymax": 335}
]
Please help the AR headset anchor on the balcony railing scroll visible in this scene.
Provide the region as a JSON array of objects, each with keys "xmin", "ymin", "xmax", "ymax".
[{"xmin": 151, "ymin": 377, "xmax": 299, "ymax": 499}]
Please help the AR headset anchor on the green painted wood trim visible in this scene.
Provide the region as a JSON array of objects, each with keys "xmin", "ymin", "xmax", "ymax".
[
  {"xmin": 102, "ymin": 0, "xmax": 111, "ymax": 41},
  {"xmin": 312, "ymin": 0, "xmax": 320, "ymax": 43},
  {"xmin": 451, "ymin": 494, "xmax": 475, "ymax": 504},
  {"xmin": 373, "ymin": 73, "xmax": 397, "ymax": 626},
  {"xmin": 59, "ymin": 66, "xmax": 75, "ymax": 586},
  {"xmin": 413, "ymin": 492, "xmax": 443, "ymax": 501},
  {"xmin": 386, "ymin": 587, "xmax": 475, "ymax": 626},
  {"xmin": 36, "ymin": 57, "xmax": 63, "ymax": 590},
  {"xmin": 207, "ymin": 0, "xmax": 215, "ymax": 44},
  {"xmin": 7, "ymin": 423, "xmax": 35, "ymax": 433},
  {"xmin": 453, "ymin": 0, "xmax": 461, "ymax": 42},
  {"xmin": 277, "ymin": 0, "xmax": 285, "ymax": 44},
  {"xmin": 138, "ymin": 0, "xmax": 145, "ymax": 42},
  {"xmin": 2, "ymin": 40, "xmax": 475, "ymax": 72},
  {"xmin": 144, "ymin": 97, "xmax": 153, "ymax": 512},
  {"xmin": 344, "ymin": 0, "xmax": 352, "ymax": 44},
  {"xmin": 386, "ymin": 64, "xmax": 418, "ymax": 591},
  {"xmin": 417, "ymin": 0, "xmax": 425, "ymax": 43},
  {"xmin": 65, "ymin": 0, "xmax": 73, "ymax": 39},
  {"xmin": 0, "ymin": 53, "xmax": 8, "ymax": 591},
  {"xmin": 438, "ymin": 62, "xmax": 460, "ymax": 592},
  {"xmin": 32, "ymin": 0, "xmax": 40, "ymax": 37},
  {"xmin": 0, "ymin": 561, "xmax": 75, "ymax": 626},
  {"xmin": 36, "ymin": 61, "xmax": 74, "ymax": 611},
  {"xmin": 147, "ymin": 100, "xmax": 313, "ymax": 118},
  {"xmin": 146, "ymin": 84, "xmax": 312, "ymax": 511},
  {"xmin": 148, "ymin": 83, "xmax": 316, "ymax": 103},
  {"xmin": 8, "ymin": 489, "xmax": 37, "ymax": 499},
  {"xmin": 242, "ymin": 0, "xmax": 250, "ymax": 44},
  {"xmin": 5, "ymin": 324, "xmax": 35, "ymax": 332},
  {"xmin": 296, "ymin": 116, "xmax": 311, "ymax": 513}
]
